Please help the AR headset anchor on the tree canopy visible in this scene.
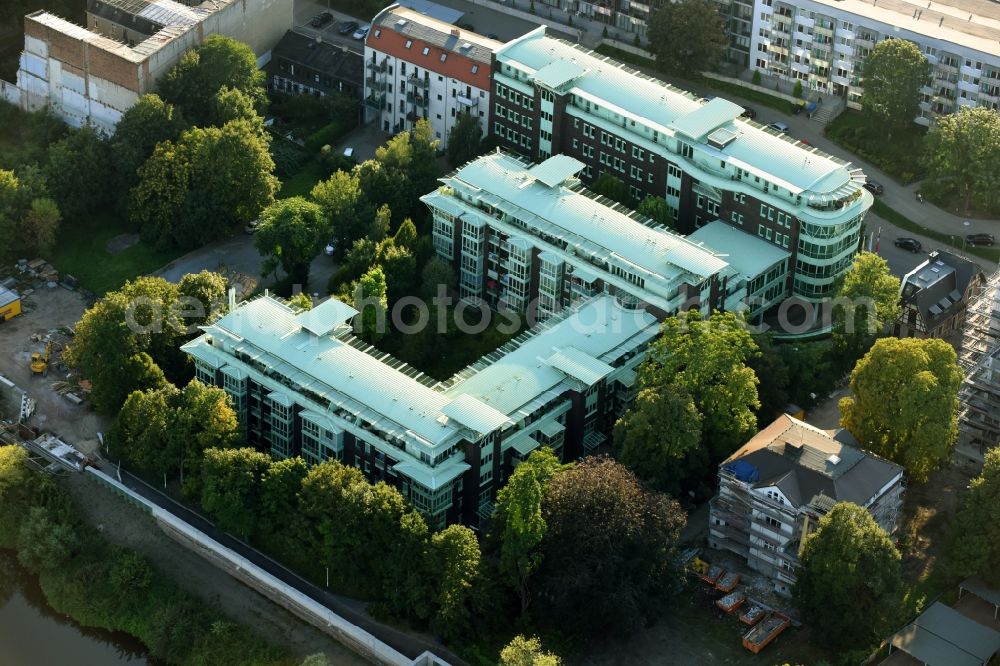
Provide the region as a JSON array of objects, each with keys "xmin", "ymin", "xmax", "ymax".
[
  {"xmin": 647, "ymin": 0, "xmax": 727, "ymax": 75},
  {"xmin": 840, "ymin": 337, "xmax": 962, "ymax": 482},
  {"xmin": 537, "ymin": 456, "xmax": 686, "ymax": 637},
  {"xmin": 636, "ymin": 196, "xmax": 673, "ymax": 229},
  {"xmin": 44, "ymin": 125, "xmax": 111, "ymax": 220},
  {"xmin": 354, "ymin": 265, "xmax": 388, "ymax": 343},
  {"xmin": 110, "ymin": 379, "xmax": 238, "ymax": 481},
  {"xmin": 111, "ymin": 94, "xmax": 187, "ymax": 211},
  {"xmin": 640, "ymin": 310, "xmax": 760, "ymax": 464},
  {"xmin": 310, "ymin": 169, "xmax": 368, "ymax": 254},
  {"xmin": 923, "ymin": 106, "xmax": 1000, "ymax": 214},
  {"xmin": 832, "ymin": 252, "xmax": 902, "ymax": 365},
  {"xmin": 614, "ymin": 387, "xmax": 703, "ymax": 496},
  {"xmin": 0, "ymin": 168, "xmax": 61, "ymax": 261},
  {"xmin": 254, "ymin": 196, "xmax": 325, "ymax": 286},
  {"xmin": 861, "ymin": 39, "xmax": 931, "ymax": 137},
  {"xmin": 794, "ymin": 502, "xmax": 903, "ymax": 651},
  {"xmin": 588, "ymin": 171, "xmax": 635, "ymax": 208},
  {"xmin": 492, "ymin": 448, "xmax": 563, "ymax": 616},
  {"xmin": 948, "ymin": 447, "xmax": 1000, "ymax": 586},
  {"xmin": 159, "ymin": 35, "xmax": 266, "ymax": 126},
  {"xmin": 446, "ymin": 111, "xmax": 484, "ymax": 167},
  {"xmin": 499, "ymin": 635, "xmax": 562, "ymax": 666},
  {"xmin": 131, "ymin": 120, "xmax": 277, "ymax": 249}
]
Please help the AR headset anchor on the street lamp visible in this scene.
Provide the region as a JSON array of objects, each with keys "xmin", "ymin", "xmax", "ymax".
[{"xmin": 963, "ymin": 220, "xmax": 971, "ymax": 252}]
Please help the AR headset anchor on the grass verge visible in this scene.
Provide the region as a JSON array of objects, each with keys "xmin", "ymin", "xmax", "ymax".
[
  {"xmin": 48, "ymin": 212, "xmax": 186, "ymax": 296},
  {"xmin": 871, "ymin": 200, "xmax": 1000, "ymax": 263},
  {"xmin": 277, "ymin": 156, "xmax": 328, "ymax": 199},
  {"xmin": 824, "ymin": 111, "xmax": 925, "ymax": 184}
]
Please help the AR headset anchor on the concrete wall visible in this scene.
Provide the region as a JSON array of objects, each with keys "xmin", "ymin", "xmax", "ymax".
[{"xmin": 85, "ymin": 467, "xmax": 450, "ymax": 666}]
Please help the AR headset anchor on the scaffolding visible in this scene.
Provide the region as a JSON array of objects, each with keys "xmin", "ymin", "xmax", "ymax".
[{"xmin": 958, "ymin": 270, "xmax": 1000, "ymax": 452}]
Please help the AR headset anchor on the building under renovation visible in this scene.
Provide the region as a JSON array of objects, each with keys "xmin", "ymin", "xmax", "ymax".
[
  {"xmin": 958, "ymin": 269, "xmax": 1000, "ymax": 454},
  {"xmin": 708, "ymin": 414, "xmax": 905, "ymax": 596},
  {"xmin": 10, "ymin": 0, "xmax": 291, "ymax": 133}
]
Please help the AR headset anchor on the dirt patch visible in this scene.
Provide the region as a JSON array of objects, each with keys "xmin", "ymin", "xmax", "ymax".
[
  {"xmin": 61, "ymin": 473, "xmax": 371, "ymax": 665},
  {"xmin": 105, "ymin": 234, "xmax": 140, "ymax": 256},
  {"xmin": 897, "ymin": 459, "xmax": 979, "ymax": 585}
]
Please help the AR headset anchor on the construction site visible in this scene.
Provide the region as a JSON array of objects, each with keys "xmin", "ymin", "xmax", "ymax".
[
  {"xmin": 958, "ymin": 269, "xmax": 1000, "ymax": 457},
  {"xmin": 0, "ymin": 258, "xmax": 103, "ymax": 453}
]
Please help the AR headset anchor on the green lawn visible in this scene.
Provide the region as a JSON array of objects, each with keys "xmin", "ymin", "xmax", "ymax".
[
  {"xmin": 48, "ymin": 212, "xmax": 186, "ymax": 296},
  {"xmin": 277, "ymin": 156, "xmax": 328, "ymax": 199},
  {"xmin": 825, "ymin": 111, "xmax": 926, "ymax": 184}
]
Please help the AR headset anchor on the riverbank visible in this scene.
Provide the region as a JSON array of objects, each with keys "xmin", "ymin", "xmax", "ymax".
[
  {"xmin": 0, "ymin": 550, "xmax": 152, "ymax": 665},
  {"xmin": 0, "ymin": 445, "xmax": 325, "ymax": 666}
]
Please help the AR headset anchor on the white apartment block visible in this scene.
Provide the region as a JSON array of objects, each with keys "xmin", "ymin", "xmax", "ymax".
[
  {"xmin": 183, "ymin": 293, "xmax": 658, "ymax": 529},
  {"xmin": 363, "ymin": 4, "xmax": 501, "ymax": 147},
  {"xmin": 421, "ymin": 152, "xmax": 792, "ymax": 321},
  {"xmin": 749, "ymin": 0, "xmax": 1000, "ymax": 125}
]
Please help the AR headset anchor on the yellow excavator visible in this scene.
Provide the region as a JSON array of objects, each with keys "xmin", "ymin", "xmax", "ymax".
[{"xmin": 30, "ymin": 342, "xmax": 52, "ymax": 376}]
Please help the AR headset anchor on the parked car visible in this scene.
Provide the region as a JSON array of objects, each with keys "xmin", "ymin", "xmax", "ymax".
[
  {"xmin": 741, "ymin": 106, "xmax": 757, "ymax": 119},
  {"xmin": 767, "ymin": 121, "xmax": 789, "ymax": 133},
  {"xmin": 460, "ymin": 22, "xmax": 475, "ymax": 30},
  {"xmin": 894, "ymin": 237, "xmax": 922, "ymax": 253},
  {"xmin": 324, "ymin": 240, "xmax": 338, "ymax": 256},
  {"xmin": 966, "ymin": 233, "xmax": 996, "ymax": 246},
  {"xmin": 310, "ymin": 11, "xmax": 333, "ymax": 27},
  {"xmin": 799, "ymin": 138, "xmax": 812, "ymax": 147},
  {"xmin": 352, "ymin": 24, "xmax": 370, "ymax": 39},
  {"xmin": 863, "ymin": 180, "xmax": 884, "ymax": 195},
  {"xmin": 244, "ymin": 219, "xmax": 261, "ymax": 234},
  {"xmin": 486, "ymin": 32, "xmax": 499, "ymax": 40},
  {"xmin": 338, "ymin": 20, "xmax": 359, "ymax": 34}
]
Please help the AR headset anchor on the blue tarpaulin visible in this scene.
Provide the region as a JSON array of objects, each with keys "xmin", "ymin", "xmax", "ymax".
[{"xmin": 724, "ymin": 460, "xmax": 759, "ymax": 483}]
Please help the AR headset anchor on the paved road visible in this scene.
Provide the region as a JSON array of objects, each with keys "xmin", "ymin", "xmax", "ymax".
[
  {"xmin": 155, "ymin": 233, "xmax": 340, "ymax": 298},
  {"xmin": 98, "ymin": 461, "xmax": 467, "ymax": 666}
]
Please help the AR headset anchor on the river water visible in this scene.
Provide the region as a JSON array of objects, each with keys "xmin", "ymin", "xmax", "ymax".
[{"xmin": 0, "ymin": 551, "xmax": 152, "ymax": 666}]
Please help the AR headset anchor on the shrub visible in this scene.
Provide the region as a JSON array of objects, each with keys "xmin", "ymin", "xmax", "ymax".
[
  {"xmin": 304, "ymin": 121, "xmax": 348, "ymax": 153},
  {"xmin": 752, "ymin": 69, "xmax": 762, "ymax": 85},
  {"xmin": 793, "ymin": 80, "xmax": 803, "ymax": 98},
  {"xmin": 269, "ymin": 137, "xmax": 308, "ymax": 177}
]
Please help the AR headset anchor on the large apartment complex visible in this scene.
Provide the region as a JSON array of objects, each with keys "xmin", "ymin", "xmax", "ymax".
[
  {"xmin": 363, "ymin": 5, "xmax": 501, "ymax": 146},
  {"xmin": 489, "ymin": 27, "xmax": 872, "ymax": 302},
  {"xmin": 749, "ymin": 0, "xmax": 1000, "ymax": 124},
  {"xmin": 422, "ymin": 152, "xmax": 791, "ymax": 321},
  {"xmin": 183, "ymin": 293, "xmax": 657, "ymax": 528},
  {"xmin": 709, "ymin": 414, "xmax": 905, "ymax": 596},
  {"xmin": 13, "ymin": 0, "xmax": 290, "ymax": 132}
]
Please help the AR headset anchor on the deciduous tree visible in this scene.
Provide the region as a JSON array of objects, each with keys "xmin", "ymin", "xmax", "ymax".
[
  {"xmin": 310, "ymin": 169, "xmax": 368, "ymax": 252},
  {"xmin": 641, "ymin": 310, "xmax": 760, "ymax": 463},
  {"xmin": 44, "ymin": 125, "xmax": 111, "ymax": 219},
  {"xmin": 177, "ymin": 270, "xmax": 228, "ymax": 330},
  {"xmin": 636, "ymin": 195, "xmax": 673, "ymax": 228},
  {"xmin": 254, "ymin": 196, "xmax": 325, "ymax": 286},
  {"xmin": 794, "ymin": 503, "xmax": 902, "ymax": 651},
  {"xmin": 17, "ymin": 197, "xmax": 61, "ymax": 258},
  {"xmin": 861, "ymin": 39, "xmax": 931, "ymax": 137},
  {"xmin": 492, "ymin": 448, "xmax": 563, "ymax": 616},
  {"xmin": 948, "ymin": 448, "xmax": 1000, "ymax": 585},
  {"xmin": 429, "ymin": 524, "xmax": 481, "ymax": 641},
  {"xmin": 159, "ymin": 35, "xmax": 266, "ymax": 126},
  {"xmin": 589, "ymin": 171, "xmax": 634, "ymax": 207},
  {"xmin": 198, "ymin": 448, "xmax": 271, "ymax": 538},
  {"xmin": 355, "ymin": 265, "xmax": 388, "ymax": 343},
  {"xmin": 446, "ymin": 111, "xmax": 483, "ymax": 167},
  {"xmin": 499, "ymin": 635, "xmax": 562, "ymax": 666},
  {"xmin": 537, "ymin": 456, "xmax": 686, "ymax": 637},
  {"xmin": 840, "ymin": 337, "xmax": 962, "ymax": 482},
  {"xmin": 614, "ymin": 387, "xmax": 703, "ymax": 495},
  {"xmin": 832, "ymin": 251, "xmax": 902, "ymax": 366},
  {"xmin": 923, "ymin": 106, "xmax": 1000, "ymax": 214},
  {"xmin": 647, "ymin": 0, "xmax": 727, "ymax": 75},
  {"xmin": 111, "ymin": 94, "xmax": 187, "ymax": 210}
]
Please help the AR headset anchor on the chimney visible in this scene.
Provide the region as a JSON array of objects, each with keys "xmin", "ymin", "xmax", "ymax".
[
  {"xmin": 451, "ymin": 28, "xmax": 460, "ymax": 36},
  {"xmin": 228, "ymin": 287, "xmax": 236, "ymax": 311}
]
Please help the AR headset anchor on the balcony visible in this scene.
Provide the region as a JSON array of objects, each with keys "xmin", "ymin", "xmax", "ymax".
[
  {"xmin": 365, "ymin": 91, "xmax": 385, "ymax": 108},
  {"xmin": 407, "ymin": 74, "xmax": 429, "ymax": 90},
  {"xmin": 456, "ymin": 94, "xmax": 479, "ymax": 107},
  {"xmin": 366, "ymin": 59, "xmax": 387, "ymax": 73}
]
